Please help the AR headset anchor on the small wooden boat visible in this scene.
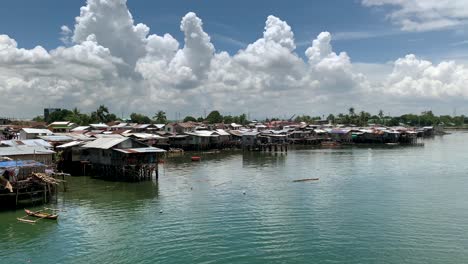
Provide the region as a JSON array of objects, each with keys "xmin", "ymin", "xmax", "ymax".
[
  {"xmin": 191, "ymin": 156, "xmax": 201, "ymax": 162},
  {"xmin": 320, "ymin": 141, "xmax": 341, "ymax": 147},
  {"xmin": 24, "ymin": 209, "xmax": 58, "ymax": 220},
  {"xmin": 293, "ymin": 178, "xmax": 319, "ymax": 183}
]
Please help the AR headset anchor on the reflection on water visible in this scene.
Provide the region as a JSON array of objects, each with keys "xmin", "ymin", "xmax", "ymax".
[{"xmin": 1, "ymin": 134, "xmax": 468, "ymax": 263}]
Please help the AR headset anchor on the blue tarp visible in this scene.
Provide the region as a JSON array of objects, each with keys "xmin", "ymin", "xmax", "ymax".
[{"xmin": 0, "ymin": 160, "xmax": 45, "ymax": 168}]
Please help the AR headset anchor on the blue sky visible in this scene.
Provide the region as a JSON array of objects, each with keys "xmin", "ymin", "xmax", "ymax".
[
  {"xmin": 1, "ymin": 0, "xmax": 466, "ymax": 63},
  {"xmin": 1, "ymin": 0, "xmax": 468, "ymax": 117}
]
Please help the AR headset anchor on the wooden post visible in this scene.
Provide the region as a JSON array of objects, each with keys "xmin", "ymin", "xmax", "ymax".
[
  {"xmin": 15, "ymin": 187, "xmax": 19, "ymax": 206},
  {"xmin": 44, "ymin": 185, "xmax": 47, "ymax": 204}
]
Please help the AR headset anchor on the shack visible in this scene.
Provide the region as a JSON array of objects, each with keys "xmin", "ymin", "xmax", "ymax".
[
  {"xmin": 0, "ymin": 160, "xmax": 59, "ymax": 209},
  {"xmin": 242, "ymin": 131, "xmax": 261, "ymax": 148},
  {"xmin": 328, "ymin": 129, "xmax": 352, "ymax": 143},
  {"xmin": 19, "ymin": 128, "xmax": 53, "ymax": 140},
  {"xmin": 0, "ymin": 145, "xmax": 55, "ymax": 165},
  {"xmin": 165, "ymin": 122, "xmax": 197, "ymax": 134},
  {"xmin": 76, "ymin": 136, "xmax": 165, "ymax": 181}
]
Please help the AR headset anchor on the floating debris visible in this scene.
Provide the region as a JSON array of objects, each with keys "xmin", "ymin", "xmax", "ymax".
[{"xmin": 292, "ymin": 178, "xmax": 319, "ymax": 183}]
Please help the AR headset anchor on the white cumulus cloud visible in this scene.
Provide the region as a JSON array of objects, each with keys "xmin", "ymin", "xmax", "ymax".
[
  {"xmin": 1, "ymin": 0, "xmax": 468, "ymax": 118},
  {"xmin": 362, "ymin": 0, "xmax": 468, "ymax": 32}
]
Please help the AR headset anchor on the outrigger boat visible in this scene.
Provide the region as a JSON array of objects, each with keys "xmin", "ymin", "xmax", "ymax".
[{"xmin": 17, "ymin": 208, "xmax": 59, "ymax": 224}]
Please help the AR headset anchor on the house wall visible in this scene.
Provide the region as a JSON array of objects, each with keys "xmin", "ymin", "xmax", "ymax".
[
  {"xmin": 81, "ymin": 149, "xmax": 113, "ymax": 165},
  {"xmin": 242, "ymin": 135, "xmax": 258, "ymax": 146},
  {"xmin": 7, "ymin": 154, "xmax": 53, "ymax": 165},
  {"xmin": 19, "ymin": 131, "xmax": 50, "ymax": 140},
  {"xmin": 165, "ymin": 124, "xmax": 175, "ymax": 133}
]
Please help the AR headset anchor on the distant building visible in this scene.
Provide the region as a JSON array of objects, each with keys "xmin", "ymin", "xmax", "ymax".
[
  {"xmin": 44, "ymin": 108, "xmax": 61, "ymax": 122},
  {"xmin": 0, "ymin": 118, "xmax": 11, "ymax": 125},
  {"xmin": 165, "ymin": 122, "xmax": 197, "ymax": 134},
  {"xmin": 19, "ymin": 128, "xmax": 53, "ymax": 140},
  {"xmin": 47, "ymin": 121, "xmax": 77, "ymax": 133}
]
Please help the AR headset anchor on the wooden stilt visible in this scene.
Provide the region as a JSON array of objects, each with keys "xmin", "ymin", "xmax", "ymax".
[{"xmin": 15, "ymin": 187, "xmax": 19, "ymax": 206}]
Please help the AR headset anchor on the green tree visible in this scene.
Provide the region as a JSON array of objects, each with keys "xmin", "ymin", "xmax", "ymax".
[
  {"xmin": 223, "ymin": 115, "xmax": 234, "ymax": 124},
  {"xmin": 64, "ymin": 107, "xmax": 86, "ymax": 125},
  {"xmin": 153, "ymin": 110, "xmax": 167, "ymax": 124},
  {"xmin": 32, "ymin": 116, "xmax": 45, "ymax": 122},
  {"xmin": 358, "ymin": 111, "xmax": 371, "ymax": 126},
  {"xmin": 47, "ymin": 109, "xmax": 72, "ymax": 123},
  {"xmin": 206, "ymin": 110, "xmax": 223, "ymax": 124},
  {"xmin": 183, "ymin": 116, "xmax": 197, "ymax": 122},
  {"xmin": 130, "ymin": 113, "xmax": 151, "ymax": 124},
  {"xmin": 238, "ymin": 113, "xmax": 248, "ymax": 125},
  {"xmin": 89, "ymin": 105, "xmax": 117, "ymax": 123}
]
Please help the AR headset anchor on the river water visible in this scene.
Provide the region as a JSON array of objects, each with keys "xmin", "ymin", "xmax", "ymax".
[{"xmin": 1, "ymin": 133, "xmax": 468, "ymax": 263}]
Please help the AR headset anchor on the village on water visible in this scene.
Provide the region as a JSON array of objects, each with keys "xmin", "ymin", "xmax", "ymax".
[{"xmin": 0, "ymin": 106, "xmax": 454, "ymax": 213}]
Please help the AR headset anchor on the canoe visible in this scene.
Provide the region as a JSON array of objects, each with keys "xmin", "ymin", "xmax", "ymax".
[{"xmin": 24, "ymin": 209, "xmax": 58, "ymax": 220}]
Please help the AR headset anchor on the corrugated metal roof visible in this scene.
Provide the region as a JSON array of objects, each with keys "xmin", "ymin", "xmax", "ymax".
[
  {"xmin": 0, "ymin": 139, "xmax": 52, "ymax": 148},
  {"xmin": 90, "ymin": 123, "xmax": 109, "ymax": 128},
  {"xmin": 56, "ymin": 141, "xmax": 85, "ymax": 149},
  {"xmin": 228, "ymin": 130, "xmax": 243, "ymax": 136},
  {"xmin": 215, "ymin": 129, "xmax": 230, "ymax": 136},
  {"xmin": 114, "ymin": 147, "xmax": 166, "ymax": 154},
  {"xmin": 21, "ymin": 128, "xmax": 53, "ymax": 134},
  {"xmin": 186, "ymin": 131, "xmax": 219, "ymax": 137},
  {"xmin": 50, "ymin": 121, "xmax": 71, "ymax": 126},
  {"xmin": 63, "ymin": 133, "xmax": 94, "ymax": 141},
  {"xmin": 0, "ymin": 146, "xmax": 55, "ymax": 156},
  {"xmin": 71, "ymin": 126, "xmax": 90, "ymax": 131},
  {"xmin": 124, "ymin": 133, "xmax": 163, "ymax": 139},
  {"xmin": 93, "ymin": 134, "xmax": 124, "ymax": 138},
  {"xmin": 81, "ymin": 137, "xmax": 128, "ymax": 149},
  {"xmin": 243, "ymin": 131, "xmax": 261, "ymax": 136},
  {"xmin": 39, "ymin": 135, "xmax": 74, "ymax": 142},
  {"xmin": 133, "ymin": 124, "xmax": 151, "ymax": 129},
  {"xmin": 111, "ymin": 123, "xmax": 129, "ymax": 128}
]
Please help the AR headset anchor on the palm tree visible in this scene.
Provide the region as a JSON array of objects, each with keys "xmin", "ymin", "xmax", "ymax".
[
  {"xmin": 359, "ymin": 111, "xmax": 371, "ymax": 126},
  {"xmin": 153, "ymin": 110, "xmax": 167, "ymax": 124},
  {"xmin": 96, "ymin": 105, "xmax": 109, "ymax": 122},
  {"xmin": 69, "ymin": 107, "xmax": 82, "ymax": 124}
]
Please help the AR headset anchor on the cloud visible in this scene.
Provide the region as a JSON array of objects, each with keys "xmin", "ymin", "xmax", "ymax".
[
  {"xmin": 0, "ymin": 35, "xmax": 51, "ymax": 64},
  {"xmin": 1, "ymin": 0, "xmax": 468, "ymax": 118},
  {"xmin": 72, "ymin": 0, "xmax": 149, "ymax": 72},
  {"xmin": 380, "ymin": 54, "xmax": 468, "ymax": 98},
  {"xmin": 60, "ymin": 25, "xmax": 72, "ymax": 45},
  {"xmin": 362, "ymin": 0, "xmax": 468, "ymax": 32}
]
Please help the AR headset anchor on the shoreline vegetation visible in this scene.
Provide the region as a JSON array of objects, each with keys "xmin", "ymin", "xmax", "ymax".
[{"xmin": 20, "ymin": 105, "xmax": 468, "ymax": 128}]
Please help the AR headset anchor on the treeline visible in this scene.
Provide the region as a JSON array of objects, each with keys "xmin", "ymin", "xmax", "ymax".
[
  {"xmin": 33, "ymin": 105, "xmax": 169, "ymax": 125},
  {"xmin": 33, "ymin": 107, "xmax": 250, "ymax": 126},
  {"xmin": 32, "ymin": 106, "xmax": 467, "ymax": 127},
  {"xmin": 183, "ymin": 111, "xmax": 249, "ymax": 125},
  {"xmin": 291, "ymin": 108, "xmax": 467, "ymax": 127}
]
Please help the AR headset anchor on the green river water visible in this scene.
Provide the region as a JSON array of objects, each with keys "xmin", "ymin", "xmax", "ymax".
[{"xmin": 1, "ymin": 133, "xmax": 468, "ymax": 263}]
